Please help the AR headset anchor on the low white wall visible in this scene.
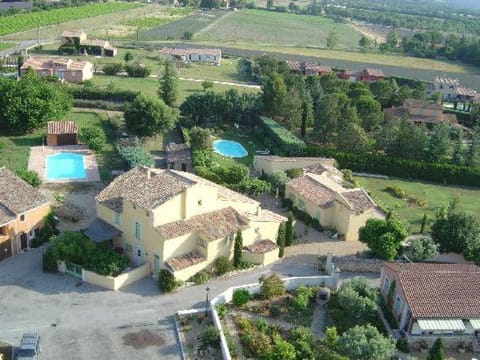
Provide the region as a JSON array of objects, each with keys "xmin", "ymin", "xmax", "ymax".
[
  {"xmin": 209, "ymin": 274, "xmax": 338, "ymax": 360},
  {"xmin": 82, "ymin": 263, "xmax": 150, "ymax": 291}
]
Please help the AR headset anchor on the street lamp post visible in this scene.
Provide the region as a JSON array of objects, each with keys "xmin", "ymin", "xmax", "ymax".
[{"xmin": 205, "ymin": 287, "xmax": 210, "ymax": 318}]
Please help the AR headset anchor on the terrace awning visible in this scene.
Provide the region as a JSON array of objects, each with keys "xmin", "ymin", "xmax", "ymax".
[
  {"xmin": 417, "ymin": 319, "xmax": 465, "ymax": 332},
  {"xmin": 84, "ymin": 218, "xmax": 121, "ymax": 243},
  {"xmin": 470, "ymin": 319, "xmax": 480, "ymax": 330}
]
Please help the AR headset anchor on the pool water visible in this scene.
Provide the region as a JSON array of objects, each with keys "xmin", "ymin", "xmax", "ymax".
[
  {"xmin": 213, "ymin": 140, "xmax": 248, "ymax": 158},
  {"xmin": 46, "ymin": 152, "xmax": 86, "ymax": 180}
]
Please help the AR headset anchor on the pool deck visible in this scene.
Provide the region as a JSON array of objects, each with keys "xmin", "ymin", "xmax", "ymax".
[{"xmin": 28, "ymin": 145, "xmax": 101, "ymax": 183}]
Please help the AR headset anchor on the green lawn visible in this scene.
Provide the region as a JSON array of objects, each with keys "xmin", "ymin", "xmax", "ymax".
[
  {"xmin": 194, "ymin": 9, "xmax": 362, "ymax": 49},
  {"xmin": 356, "ymin": 176, "xmax": 480, "ymax": 232},
  {"xmin": 0, "ymin": 110, "xmax": 118, "ymax": 181},
  {"xmin": 88, "ymin": 73, "xmax": 258, "ymax": 103},
  {"xmin": 212, "ymin": 129, "xmax": 265, "ymax": 167},
  {"xmin": 0, "ymin": 43, "xmax": 12, "ymax": 51}
]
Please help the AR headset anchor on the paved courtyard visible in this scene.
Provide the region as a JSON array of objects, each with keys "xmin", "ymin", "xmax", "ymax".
[{"xmin": 0, "ymin": 245, "xmax": 379, "ymax": 360}]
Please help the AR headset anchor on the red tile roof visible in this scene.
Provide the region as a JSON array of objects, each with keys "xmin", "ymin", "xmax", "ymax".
[
  {"xmin": 364, "ymin": 68, "xmax": 385, "ymax": 77},
  {"xmin": 384, "ymin": 262, "xmax": 480, "ymax": 318},
  {"xmin": 47, "ymin": 121, "xmax": 78, "ymax": 135},
  {"xmin": 165, "ymin": 251, "xmax": 206, "ymax": 271},
  {"xmin": 342, "ymin": 189, "xmax": 375, "ymax": 212},
  {"xmin": 287, "ymin": 175, "xmax": 336, "ymax": 208},
  {"xmin": 156, "ymin": 207, "xmax": 249, "ymax": 240},
  {"xmin": 245, "ymin": 240, "xmax": 278, "ymax": 254}
]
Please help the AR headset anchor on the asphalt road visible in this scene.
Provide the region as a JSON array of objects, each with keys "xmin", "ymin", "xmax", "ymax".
[{"xmin": 0, "ymin": 247, "xmax": 379, "ymax": 359}]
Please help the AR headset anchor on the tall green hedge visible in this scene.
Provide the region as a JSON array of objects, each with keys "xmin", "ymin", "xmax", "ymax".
[
  {"xmin": 67, "ymin": 86, "xmax": 139, "ymax": 102},
  {"xmin": 258, "ymin": 116, "xmax": 306, "ymax": 155},
  {"xmin": 305, "ymin": 145, "xmax": 480, "ymax": 187}
]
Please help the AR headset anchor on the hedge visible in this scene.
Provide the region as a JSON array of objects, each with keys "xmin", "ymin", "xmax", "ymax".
[
  {"xmin": 444, "ymin": 109, "xmax": 472, "ymax": 127},
  {"xmin": 305, "ymin": 145, "xmax": 480, "ymax": 187},
  {"xmin": 67, "ymin": 86, "xmax": 139, "ymax": 102},
  {"xmin": 258, "ymin": 116, "xmax": 306, "ymax": 155}
]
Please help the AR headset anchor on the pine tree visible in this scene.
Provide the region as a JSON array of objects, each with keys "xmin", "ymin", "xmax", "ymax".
[
  {"xmin": 277, "ymin": 223, "xmax": 286, "ymax": 257},
  {"xmin": 233, "ymin": 230, "xmax": 243, "ymax": 268},
  {"xmin": 285, "ymin": 212, "xmax": 294, "ymax": 246},
  {"xmin": 158, "ymin": 60, "xmax": 179, "ymax": 107},
  {"xmin": 420, "ymin": 213, "xmax": 427, "ymax": 234}
]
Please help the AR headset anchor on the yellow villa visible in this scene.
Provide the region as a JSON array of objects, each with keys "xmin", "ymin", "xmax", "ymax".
[
  {"xmin": 285, "ymin": 164, "xmax": 384, "ymax": 241},
  {"xmin": 89, "ymin": 167, "xmax": 285, "ymax": 281}
]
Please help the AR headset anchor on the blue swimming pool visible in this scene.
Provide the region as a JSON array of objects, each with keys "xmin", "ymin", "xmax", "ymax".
[
  {"xmin": 213, "ymin": 140, "xmax": 248, "ymax": 158},
  {"xmin": 46, "ymin": 152, "xmax": 86, "ymax": 180}
]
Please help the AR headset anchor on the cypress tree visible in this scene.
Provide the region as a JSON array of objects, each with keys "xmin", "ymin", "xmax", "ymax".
[
  {"xmin": 420, "ymin": 213, "xmax": 427, "ymax": 234},
  {"xmin": 277, "ymin": 223, "xmax": 286, "ymax": 257},
  {"xmin": 158, "ymin": 60, "xmax": 179, "ymax": 107},
  {"xmin": 285, "ymin": 212, "xmax": 294, "ymax": 246},
  {"xmin": 427, "ymin": 337, "xmax": 445, "ymax": 360},
  {"xmin": 233, "ymin": 230, "xmax": 243, "ymax": 268}
]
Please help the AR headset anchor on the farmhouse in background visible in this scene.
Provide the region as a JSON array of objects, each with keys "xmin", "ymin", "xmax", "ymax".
[
  {"xmin": 159, "ymin": 47, "xmax": 222, "ymax": 65},
  {"xmin": 0, "ymin": 168, "xmax": 51, "ymax": 261},
  {"xmin": 426, "ymin": 76, "xmax": 479, "ymax": 103},
  {"xmin": 285, "ymin": 60, "xmax": 332, "ymax": 76},
  {"xmin": 338, "ymin": 68, "xmax": 385, "ymax": 82},
  {"xmin": 88, "ymin": 166, "xmax": 285, "ymax": 281},
  {"xmin": 385, "ymin": 99, "xmax": 466, "ymax": 130},
  {"xmin": 20, "ymin": 56, "xmax": 94, "ymax": 83},
  {"xmin": 46, "ymin": 121, "xmax": 78, "ymax": 146},
  {"xmin": 380, "ymin": 262, "xmax": 480, "ymax": 350},
  {"xmin": 60, "ymin": 30, "xmax": 117, "ymax": 57}
]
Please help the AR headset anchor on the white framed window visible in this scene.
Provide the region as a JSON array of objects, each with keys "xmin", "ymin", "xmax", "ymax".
[
  {"xmin": 135, "ymin": 221, "xmax": 141, "ymax": 240},
  {"xmin": 114, "ymin": 211, "xmax": 121, "ymax": 225}
]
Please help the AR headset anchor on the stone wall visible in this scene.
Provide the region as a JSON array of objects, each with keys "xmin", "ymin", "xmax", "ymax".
[{"xmin": 318, "ymin": 255, "xmax": 384, "ymax": 273}]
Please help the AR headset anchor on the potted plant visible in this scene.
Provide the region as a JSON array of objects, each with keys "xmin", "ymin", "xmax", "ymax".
[
  {"xmin": 419, "ymin": 340, "xmax": 429, "ymax": 353},
  {"xmin": 458, "ymin": 340, "xmax": 466, "ymax": 353}
]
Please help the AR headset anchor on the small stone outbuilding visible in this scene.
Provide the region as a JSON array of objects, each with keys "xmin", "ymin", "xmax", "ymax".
[
  {"xmin": 46, "ymin": 121, "xmax": 78, "ymax": 146},
  {"xmin": 165, "ymin": 143, "xmax": 192, "ymax": 172}
]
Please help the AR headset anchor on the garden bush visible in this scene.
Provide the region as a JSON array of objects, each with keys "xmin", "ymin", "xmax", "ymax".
[
  {"xmin": 396, "ymin": 338, "xmax": 410, "ymax": 353},
  {"xmin": 255, "ymin": 317, "xmax": 269, "ymax": 333},
  {"xmin": 80, "ymin": 126, "xmax": 106, "ymax": 152},
  {"xmin": 158, "ymin": 269, "xmax": 177, "ymax": 292},
  {"xmin": 125, "ymin": 63, "xmax": 151, "ymax": 78},
  {"xmin": 202, "ymin": 325, "xmax": 220, "ymax": 347},
  {"xmin": 232, "ymin": 289, "xmax": 251, "ymax": 307},
  {"xmin": 259, "ymin": 273, "xmax": 285, "ymax": 299},
  {"xmin": 270, "ymin": 305, "xmax": 281, "ymax": 318},
  {"xmin": 68, "ymin": 86, "xmax": 138, "ymax": 102},
  {"xmin": 213, "ymin": 256, "xmax": 233, "ymax": 276},
  {"xmin": 15, "ymin": 169, "xmax": 41, "ymax": 188},
  {"xmin": 102, "ymin": 63, "xmax": 123, "ymax": 75},
  {"xmin": 293, "ymin": 285, "xmax": 311, "ymax": 312},
  {"xmin": 31, "ymin": 212, "xmax": 59, "ymax": 248},
  {"xmin": 189, "ymin": 270, "xmax": 211, "ymax": 284},
  {"xmin": 285, "ymin": 168, "xmax": 304, "ymax": 178},
  {"xmin": 117, "ymin": 145, "xmax": 154, "ymax": 170},
  {"xmin": 215, "ymin": 303, "xmax": 227, "ymax": 319},
  {"xmin": 281, "ymin": 198, "xmax": 293, "ymax": 210}
]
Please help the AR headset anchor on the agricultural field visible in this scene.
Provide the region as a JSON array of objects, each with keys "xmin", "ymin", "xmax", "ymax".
[
  {"xmin": 0, "ymin": 2, "xmax": 141, "ymax": 36},
  {"xmin": 193, "ymin": 9, "xmax": 362, "ymax": 49},
  {"xmin": 138, "ymin": 9, "xmax": 226, "ymax": 41},
  {"xmin": 356, "ymin": 176, "xmax": 480, "ymax": 232}
]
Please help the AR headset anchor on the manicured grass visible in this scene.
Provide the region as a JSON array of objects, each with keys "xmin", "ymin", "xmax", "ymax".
[
  {"xmin": 356, "ymin": 176, "xmax": 480, "ymax": 232},
  {"xmin": 212, "ymin": 129, "xmax": 265, "ymax": 166},
  {"xmin": 0, "ymin": 43, "xmax": 13, "ymax": 51},
  {"xmin": 88, "ymin": 74, "xmax": 258, "ymax": 102},
  {"xmin": 194, "ymin": 9, "xmax": 361, "ymax": 49}
]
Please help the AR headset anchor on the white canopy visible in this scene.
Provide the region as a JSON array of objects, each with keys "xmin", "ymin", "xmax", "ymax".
[
  {"xmin": 470, "ymin": 319, "xmax": 480, "ymax": 330},
  {"xmin": 417, "ymin": 319, "xmax": 465, "ymax": 331}
]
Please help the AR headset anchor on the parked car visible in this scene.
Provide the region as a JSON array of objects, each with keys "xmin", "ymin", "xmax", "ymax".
[{"xmin": 16, "ymin": 333, "xmax": 40, "ymax": 360}]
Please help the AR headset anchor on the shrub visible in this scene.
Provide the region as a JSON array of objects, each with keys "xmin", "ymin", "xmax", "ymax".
[
  {"xmin": 270, "ymin": 305, "xmax": 281, "ymax": 317},
  {"xmin": 183, "ymin": 31, "xmax": 193, "ymax": 40},
  {"xmin": 68, "ymin": 86, "xmax": 138, "ymax": 102},
  {"xmin": 259, "ymin": 116, "xmax": 306, "ymax": 155},
  {"xmin": 213, "ymin": 256, "xmax": 233, "ymax": 276},
  {"xmin": 396, "ymin": 338, "xmax": 410, "ymax": 353},
  {"xmin": 202, "ymin": 325, "xmax": 220, "ymax": 347},
  {"xmin": 189, "ymin": 270, "xmax": 211, "ymax": 284},
  {"xmin": 83, "ymin": 246, "xmax": 129, "ymax": 276},
  {"xmin": 102, "ymin": 63, "xmax": 123, "ymax": 75},
  {"xmin": 80, "ymin": 127, "xmax": 106, "ymax": 152},
  {"xmin": 117, "ymin": 145, "xmax": 154, "ymax": 170},
  {"xmin": 158, "ymin": 269, "xmax": 176, "ymax": 292},
  {"xmin": 311, "ymin": 218, "xmax": 324, "ymax": 231},
  {"xmin": 255, "ymin": 317, "xmax": 269, "ymax": 333},
  {"xmin": 125, "ymin": 63, "xmax": 151, "ymax": 77},
  {"xmin": 232, "ymin": 289, "xmax": 251, "ymax": 307},
  {"xmin": 285, "ymin": 168, "xmax": 304, "ymax": 178},
  {"xmin": 15, "ymin": 169, "xmax": 41, "ymax": 188},
  {"xmin": 215, "ymin": 303, "xmax": 227, "ymax": 319},
  {"xmin": 245, "ymin": 332, "xmax": 272, "ymax": 357},
  {"xmin": 293, "ymin": 285, "xmax": 311, "ymax": 312},
  {"xmin": 259, "ymin": 273, "xmax": 285, "ymax": 299},
  {"xmin": 281, "ymin": 198, "xmax": 293, "ymax": 210}
]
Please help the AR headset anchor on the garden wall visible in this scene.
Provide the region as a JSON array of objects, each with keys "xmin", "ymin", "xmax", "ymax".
[{"xmin": 82, "ymin": 263, "xmax": 150, "ymax": 291}]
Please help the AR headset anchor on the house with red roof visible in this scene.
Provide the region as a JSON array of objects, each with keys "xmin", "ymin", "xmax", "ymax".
[{"xmin": 381, "ymin": 262, "xmax": 480, "ymax": 349}]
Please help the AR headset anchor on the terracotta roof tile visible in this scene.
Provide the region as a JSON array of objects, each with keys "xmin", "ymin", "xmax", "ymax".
[
  {"xmin": 165, "ymin": 250, "xmax": 206, "ymax": 271},
  {"xmin": 95, "ymin": 167, "xmax": 196, "ymax": 212},
  {"xmin": 384, "ymin": 262, "xmax": 480, "ymax": 318},
  {"xmin": 287, "ymin": 175, "xmax": 336, "ymax": 208},
  {"xmin": 0, "ymin": 168, "xmax": 49, "ymax": 221},
  {"xmin": 21, "ymin": 56, "xmax": 92, "ymax": 72},
  {"xmin": 159, "ymin": 47, "xmax": 221, "ymax": 56},
  {"xmin": 61, "ymin": 30, "xmax": 86, "ymax": 38},
  {"xmin": 47, "ymin": 121, "xmax": 78, "ymax": 135},
  {"xmin": 0, "ymin": 204, "xmax": 15, "ymax": 225},
  {"xmin": 156, "ymin": 207, "xmax": 248, "ymax": 240},
  {"xmin": 245, "ymin": 239, "xmax": 278, "ymax": 254},
  {"xmin": 342, "ymin": 189, "xmax": 375, "ymax": 212},
  {"xmin": 165, "ymin": 143, "xmax": 191, "ymax": 163},
  {"xmin": 364, "ymin": 68, "xmax": 385, "ymax": 77}
]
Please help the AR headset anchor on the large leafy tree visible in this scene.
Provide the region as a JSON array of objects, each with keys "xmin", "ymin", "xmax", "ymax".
[
  {"xmin": 0, "ymin": 70, "xmax": 71, "ymax": 133},
  {"xmin": 188, "ymin": 126, "xmax": 211, "ymax": 151},
  {"xmin": 338, "ymin": 324, "xmax": 396, "ymax": 360},
  {"xmin": 262, "ymin": 71, "xmax": 287, "ymax": 115},
  {"xmin": 124, "ymin": 94, "xmax": 177, "ymax": 136},
  {"xmin": 359, "ymin": 218, "xmax": 408, "ymax": 260},
  {"xmin": 354, "ymin": 95, "xmax": 382, "ymax": 131},
  {"xmin": 158, "ymin": 60, "xmax": 179, "ymax": 107},
  {"xmin": 427, "ymin": 123, "xmax": 451, "ymax": 162},
  {"xmin": 409, "ymin": 237, "xmax": 439, "ymax": 262}
]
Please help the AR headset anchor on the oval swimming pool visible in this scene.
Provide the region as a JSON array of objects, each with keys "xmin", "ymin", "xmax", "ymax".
[
  {"xmin": 46, "ymin": 152, "xmax": 86, "ymax": 180},
  {"xmin": 213, "ymin": 140, "xmax": 248, "ymax": 158}
]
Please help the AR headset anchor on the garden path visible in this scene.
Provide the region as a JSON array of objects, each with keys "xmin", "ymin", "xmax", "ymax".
[{"xmin": 310, "ymin": 304, "xmax": 326, "ymax": 338}]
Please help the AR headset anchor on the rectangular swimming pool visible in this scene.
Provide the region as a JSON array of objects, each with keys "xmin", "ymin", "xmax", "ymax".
[{"xmin": 46, "ymin": 152, "xmax": 86, "ymax": 180}]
